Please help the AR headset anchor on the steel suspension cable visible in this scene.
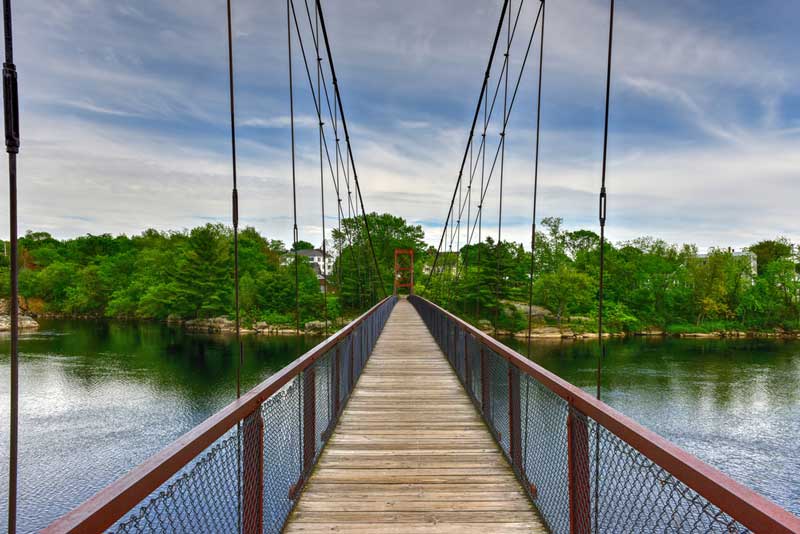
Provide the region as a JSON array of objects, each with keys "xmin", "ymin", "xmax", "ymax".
[
  {"xmin": 315, "ymin": 0, "xmax": 387, "ymax": 299},
  {"xmin": 594, "ymin": 1, "xmax": 615, "ymax": 532},
  {"xmin": 225, "ymin": 0, "xmax": 243, "ymax": 402},
  {"xmin": 223, "ymin": 1, "xmax": 245, "ymax": 530},
  {"xmin": 523, "ymin": 0, "xmax": 545, "ymax": 474},
  {"xmin": 448, "ymin": 3, "xmax": 543, "ymax": 301},
  {"xmin": 3, "ymin": 0, "xmax": 20, "ymax": 529},
  {"xmin": 288, "ymin": 0, "xmax": 365, "ymax": 314},
  {"xmin": 437, "ymin": 0, "xmax": 527, "ymax": 301},
  {"xmin": 425, "ymin": 0, "xmax": 510, "ymax": 291},
  {"xmin": 444, "ymin": 0, "xmax": 538, "ymax": 270},
  {"xmin": 287, "ymin": 0, "xmax": 300, "ymax": 334},
  {"xmin": 494, "ymin": 1, "xmax": 511, "ymax": 335},
  {"xmin": 315, "ymin": 7, "xmax": 329, "ymax": 335},
  {"xmin": 526, "ymin": 0, "xmax": 545, "ymax": 352}
]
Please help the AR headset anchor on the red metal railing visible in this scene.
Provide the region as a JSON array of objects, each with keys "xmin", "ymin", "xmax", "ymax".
[
  {"xmin": 409, "ymin": 295, "xmax": 800, "ymax": 534},
  {"xmin": 43, "ymin": 296, "xmax": 396, "ymax": 534}
]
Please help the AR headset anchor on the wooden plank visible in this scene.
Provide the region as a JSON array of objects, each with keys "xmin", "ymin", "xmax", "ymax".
[{"xmin": 284, "ymin": 299, "xmax": 544, "ymax": 533}]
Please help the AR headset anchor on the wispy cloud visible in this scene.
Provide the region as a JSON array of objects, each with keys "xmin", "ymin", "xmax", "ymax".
[{"xmin": 2, "ymin": 0, "xmax": 798, "ymax": 254}]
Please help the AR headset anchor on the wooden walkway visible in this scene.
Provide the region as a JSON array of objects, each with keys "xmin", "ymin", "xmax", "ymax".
[{"xmin": 285, "ymin": 299, "xmax": 545, "ymax": 533}]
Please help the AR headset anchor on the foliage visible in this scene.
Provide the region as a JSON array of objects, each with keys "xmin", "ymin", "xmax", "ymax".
[
  {"xmin": 7, "ymin": 224, "xmax": 330, "ymax": 328},
  {"xmin": 421, "ymin": 217, "xmax": 800, "ymax": 334}
]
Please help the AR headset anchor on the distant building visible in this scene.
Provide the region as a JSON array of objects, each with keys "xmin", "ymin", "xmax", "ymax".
[
  {"xmin": 695, "ymin": 248, "xmax": 757, "ymax": 279},
  {"xmin": 282, "ymin": 248, "xmax": 337, "ymax": 291}
]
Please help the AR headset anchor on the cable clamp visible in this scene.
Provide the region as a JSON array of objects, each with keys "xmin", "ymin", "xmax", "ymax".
[
  {"xmin": 3, "ymin": 62, "xmax": 20, "ymax": 154},
  {"xmin": 598, "ymin": 186, "xmax": 607, "ymax": 225},
  {"xmin": 232, "ymin": 188, "xmax": 239, "ymax": 228}
]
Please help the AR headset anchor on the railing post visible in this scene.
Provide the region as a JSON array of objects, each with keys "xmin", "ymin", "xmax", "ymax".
[
  {"xmin": 332, "ymin": 345, "xmax": 341, "ymax": 417},
  {"xmin": 349, "ymin": 333, "xmax": 356, "ymax": 390},
  {"xmin": 480, "ymin": 347, "xmax": 490, "ymax": 415},
  {"xmin": 508, "ymin": 364, "xmax": 522, "ymax": 472},
  {"xmin": 242, "ymin": 410, "xmax": 263, "ymax": 534},
  {"xmin": 568, "ymin": 406, "xmax": 591, "ymax": 534},
  {"xmin": 302, "ymin": 367, "xmax": 316, "ymax": 476},
  {"xmin": 464, "ymin": 332, "xmax": 472, "ymax": 395}
]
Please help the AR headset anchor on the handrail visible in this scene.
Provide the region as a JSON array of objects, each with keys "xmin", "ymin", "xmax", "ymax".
[
  {"xmin": 43, "ymin": 296, "xmax": 394, "ymax": 534},
  {"xmin": 410, "ymin": 295, "xmax": 800, "ymax": 534}
]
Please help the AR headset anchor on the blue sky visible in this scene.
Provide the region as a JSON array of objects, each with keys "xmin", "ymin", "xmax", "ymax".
[{"xmin": 2, "ymin": 0, "xmax": 799, "ymax": 252}]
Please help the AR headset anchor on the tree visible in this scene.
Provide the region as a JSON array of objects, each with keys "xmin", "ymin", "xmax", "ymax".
[
  {"xmin": 292, "ymin": 240, "xmax": 315, "ymax": 251},
  {"xmin": 533, "ymin": 265, "xmax": 594, "ymax": 327},
  {"xmin": 748, "ymin": 238, "xmax": 793, "ymax": 275}
]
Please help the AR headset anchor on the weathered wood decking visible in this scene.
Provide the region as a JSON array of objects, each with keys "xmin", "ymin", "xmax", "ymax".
[{"xmin": 285, "ymin": 299, "xmax": 545, "ymax": 533}]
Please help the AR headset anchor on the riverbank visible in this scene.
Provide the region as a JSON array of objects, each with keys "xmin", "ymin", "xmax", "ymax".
[
  {"xmin": 498, "ymin": 326, "xmax": 800, "ymax": 340},
  {"xmin": 0, "ymin": 314, "xmax": 39, "ymax": 332},
  {"xmin": 0, "ymin": 299, "xmax": 40, "ymax": 331}
]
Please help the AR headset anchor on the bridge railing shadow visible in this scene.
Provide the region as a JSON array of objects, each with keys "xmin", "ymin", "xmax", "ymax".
[
  {"xmin": 42, "ymin": 296, "xmax": 397, "ymax": 534},
  {"xmin": 409, "ymin": 295, "xmax": 800, "ymax": 534}
]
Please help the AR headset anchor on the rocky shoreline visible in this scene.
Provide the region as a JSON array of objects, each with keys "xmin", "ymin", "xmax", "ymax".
[
  {"xmin": 0, "ymin": 314, "xmax": 39, "ymax": 332},
  {"xmin": 501, "ymin": 327, "xmax": 800, "ymax": 340},
  {"xmin": 0, "ymin": 299, "xmax": 41, "ymax": 331}
]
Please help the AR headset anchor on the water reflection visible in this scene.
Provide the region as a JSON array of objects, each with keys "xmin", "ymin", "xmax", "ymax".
[
  {"xmin": 0, "ymin": 321, "xmax": 798, "ymax": 531},
  {"xmin": 0, "ymin": 319, "xmax": 322, "ymax": 533},
  {"xmin": 503, "ymin": 335, "xmax": 800, "ymax": 518}
]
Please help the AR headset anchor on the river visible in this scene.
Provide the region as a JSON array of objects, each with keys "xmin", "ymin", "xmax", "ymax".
[{"xmin": 1, "ymin": 319, "xmax": 798, "ymax": 532}]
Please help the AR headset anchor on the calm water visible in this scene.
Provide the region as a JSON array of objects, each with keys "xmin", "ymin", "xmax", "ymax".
[
  {"xmin": 503, "ymin": 335, "xmax": 800, "ymax": 520},
  {"xmin": 0, "ymin": 321, "xmax": 798, "ymax": 531},
  {"xmin": 0, "ymin": 319, "xmax": 323, "ymax": 533}
]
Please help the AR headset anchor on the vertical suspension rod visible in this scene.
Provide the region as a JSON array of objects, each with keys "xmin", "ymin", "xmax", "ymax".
[
  {"xmin": 3, "ymin": 0, "xmax": 19, "ymax": 530},
  {"xmin": 595, "ymin": 1, "xmax": 615, "ymax": 532},
  {"xmin": 315, "ymin": 0, "xmax": 388, "ymax": 298},
  {"xmin": 425, "ymin": 0, "xmax": 510, "ymax": 290},
  {"xmin": 287, "ymin": 0, "xmax": 300, "ymax": 334}
]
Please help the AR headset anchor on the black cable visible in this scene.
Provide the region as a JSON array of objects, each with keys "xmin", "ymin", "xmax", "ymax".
[
  {"xmin": 315, "ymin": 0, "xmax": 388, "ymax": 298},
  {"xmin": 3, "ymin": 0, "xmax": 19, "ymax": 530},
  {"xmin": 444, "ymin": 0, "xmax": 537, "ymax": 271},
  {"xmin": 225, "ymin": 0, "xmax": 243, "ymax": 401},
  {"xmin": 448, "ymin": 2, "xmax": 543, "ymax": 303},
  {"xmin": 291, "ymin": 0, "xmax": 364, "ymax": 309},
  {"xmin": 224, "ymin": 1, "xmax": 244, "ymax": 530},
  {"xmin": 425, "ymin": 0, "xmax": 510, "ymax": 290},
  {"xmin": 526, "ymin": 0, "xmax": 545, "ymax": 353},
  {"xmin": 315, "ymin": 7, "xmax": 329, "ymax": 335},
  {"xmin": 287, "ymin": 0, "xmax": 300, "ymax": 334},
  {"xmin": 494, "ymin": 0, "xmax": 511, "ymax": 336},
  {"xmin": 595, "ymin": 1, "xmax": 615, "ymax": 532},
  {"xmin": 523, "ymin": 0, "xmax": 545, "ymax": 475}
]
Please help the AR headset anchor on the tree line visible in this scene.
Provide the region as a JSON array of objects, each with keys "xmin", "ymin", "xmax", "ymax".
[
  {"xmin": 424, "ymin": 218, "xmax": 800, "ymax": 334},
  {"xmin": 2, "ymin": 214, "xmax": 798, "ymax": 334}
]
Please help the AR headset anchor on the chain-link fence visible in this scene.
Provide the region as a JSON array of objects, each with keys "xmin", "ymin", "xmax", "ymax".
[
  {"xmin": 85, "ymin": 296, "xmax": 396, "ymax": 534},
  {"xmin": 408, "ymin": 295, "xmax": 792, "ymax": 534}
]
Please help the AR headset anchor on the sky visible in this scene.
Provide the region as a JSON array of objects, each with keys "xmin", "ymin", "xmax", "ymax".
[{"xmin": 2, "ymin": 0, "xmax": 799, "ymax": 252}]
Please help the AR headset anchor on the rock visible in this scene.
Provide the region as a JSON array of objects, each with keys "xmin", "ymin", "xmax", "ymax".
[
  {"xmin": 638, "ymin": 329, "xmax": 665, "ymax": 336},
  {"xmin": 0, "ymin": 314, "xmax": 39, "ymax": 331},
  {"xmin": 514, "ymin": 326, "xmax": 570, "ymax": 339},
  {"xmin": 166, "ymin": 314, "xmax": 184, "ymax": 325},
  {"xmin": 500, "ymin": 300, "xmax": 553, "ymax": 318},
  {"xmin": 184, "ymin": 316, "xmax": 236, "ymax": 333},
  {"xmin": 304, "ymin": 320, "xmax": 328, "ymax": 333}
]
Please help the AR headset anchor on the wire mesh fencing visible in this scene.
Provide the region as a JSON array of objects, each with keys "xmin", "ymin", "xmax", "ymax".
[
  {"xmin": 104, "ymin": 296, "xmax": 396, "ymax": 534},
  {"xmin": 408, "ymin": 295, "xmax": 771, "ymax": 534}
]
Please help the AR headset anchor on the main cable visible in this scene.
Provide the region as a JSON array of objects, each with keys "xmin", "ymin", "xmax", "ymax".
[
  {"xmin": 526, "ymin": 0, "xmax": 545, "ymax": 352},
  {"xmin": 523, "ymin": 0, "xmax": 545, "ymax": 476},
  {"xmin": 425, "ymin": 0, "xmax": 510, "ymax": 291},
  {"xmin": 316, "ymin": 0, "xmax": 388, "ymax": 298},
  {"xmin": 3, "ymin": 0, "xmax": 20, "ymax": 530},
  {"xmin": 494, "ymin": 0, "xmax": 511, "ymax": 335},
  {"xmin": 287, "ymin": 0, "xmax": 300, "ymax": 334},
  {"xmin": 594, "ymin": 1, "xmax": 615, "ymax": 532}
]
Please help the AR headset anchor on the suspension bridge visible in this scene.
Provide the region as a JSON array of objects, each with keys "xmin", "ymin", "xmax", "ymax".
[{"xmin": 3, "ymin": 0, "xmax": 800, "ymax": 533}]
